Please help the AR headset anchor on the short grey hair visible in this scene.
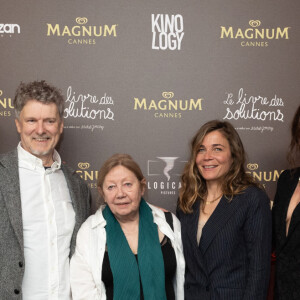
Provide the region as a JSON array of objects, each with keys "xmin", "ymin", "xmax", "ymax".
[{"xmin": 14, "ymin": 80, "xmax": 64, "ymax": 119}]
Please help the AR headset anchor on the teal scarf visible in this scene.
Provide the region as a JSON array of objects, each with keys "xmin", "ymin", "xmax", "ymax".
[{"xmin": 103, "ymin": 198, "xmax": 167, "ymax": 300}]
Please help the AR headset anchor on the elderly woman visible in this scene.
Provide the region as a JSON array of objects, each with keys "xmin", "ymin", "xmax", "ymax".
[
  {"xmin": 177, "ymin": 120, "xmax": 272, "ymax": 299},
  {"xmin": 272, "ymin": 105, "xmax": 300, "ymax": 299},
  {"xmin": 70, "ymin": 154, "xmax": 185, "ymax": 300}
]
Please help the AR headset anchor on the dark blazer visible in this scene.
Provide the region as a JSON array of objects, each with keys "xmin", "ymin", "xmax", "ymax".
[
  {"xmin": 272, "ymin": 168, "xmax": 300, "ymax": 300},
  {"xmin": 177, "ymin": 186, "xmax": 272, "ymax": 300},
  {"xmin": 0, "ymin": 149, "xmax": 91, "ymax": 299}
]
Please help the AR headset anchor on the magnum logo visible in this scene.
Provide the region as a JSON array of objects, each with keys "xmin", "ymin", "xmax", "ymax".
[
  {"xmin": 248, "ymin": 20, "xmax": 261, "ymax": 27},
  {"xmin": 0, "ymin": 89, "xmax": 13, "ymax": 117},
  {"xmin": 47, "ymin": 17, "xmax": 117, "ymax": 45},
  {"xmin": 76, "ymin": 162, "xmax": 98, "ymax": 188},
  {"xmin": 78, "ymin": 162, "xmax": 90, "ymax": 170},
  {"xmin": 247, "ymin": 163, "xmax": 258, "ymax": 171},
  {"xmin": 75, "ymin": 17, "xmax": 88, "ymax": 25},
  {"xmin": 220, "ymin": 20, "xmax": 291, "ymax": 47},
  {"xmin": 246, "ymin": 163, "xmax": 283, "ymax": 183},
  {"xmin": 134, "ymin": 92, "xmax": 203, "ymax": 119}
]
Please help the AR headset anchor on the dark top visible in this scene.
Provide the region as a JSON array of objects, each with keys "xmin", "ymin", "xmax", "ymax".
[
  {"xmin": 272, "ymin": 168, "xmax": 300, "ymax": 300},
  {"xmin": 102, "ymin": 235, "xmax": 176, "ymax": 300},
  {"xmin": 177, "ymin": 186, "xmax": 272, "ymax": 300}
]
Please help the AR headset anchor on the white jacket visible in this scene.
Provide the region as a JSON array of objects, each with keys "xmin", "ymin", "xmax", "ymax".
[{"xmin": 70, "ymin": 203, "xmax": 185, "ymax": 300}]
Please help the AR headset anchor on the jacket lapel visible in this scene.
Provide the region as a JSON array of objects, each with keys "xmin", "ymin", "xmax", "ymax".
[
  {"xmin": 274, "ymin": 179, "xmax": 293, "ymax": 251},
  {"xmin": 187, "ymin": 200, "xmax": 201, "ymax": 249},
  {"xmin": 0, "ymin": 149, "xmax": 23, "ymax": 249},
  {"xmin": 183, "ymin": 200, "xmax": 208, "ymax": 274},
  {"xmin": 62, "ymin": 164, "xmax": 80, "ymax": 215},
  {"xmin": 288, "ymin": 203, "xmax": 300, "ymax": 236},
  {"xmin": 200, "ymin": 195, "xmax": 240, "ymax": 255},
  {"xmin": 61, "ymin": 164, "xmax": 84, "ymax": 256},
  {"xmin": 285, "ymin": 168, "xmax": 300, "ymax": 241}
]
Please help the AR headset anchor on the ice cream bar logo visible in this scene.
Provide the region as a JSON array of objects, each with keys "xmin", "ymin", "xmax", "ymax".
[{"xmin": 220, "ymin": 20, "xmax": 291, "ymax": 47}]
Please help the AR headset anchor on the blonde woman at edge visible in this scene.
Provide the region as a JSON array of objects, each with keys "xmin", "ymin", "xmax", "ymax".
[{"xmin": 272, "ymin": 105, "xmax": 300, "ymax": 299}]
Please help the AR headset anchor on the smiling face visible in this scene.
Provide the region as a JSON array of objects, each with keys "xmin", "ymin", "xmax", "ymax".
[
  {"xmin": 195, "ymin": 130, "xmax": 233, "ymax": 187},
  {"xmin": 15, "ymin": 99, "xmax": 63, "ymax": 166},
  {"xmin": 101, "ymin": 165, "xmax": 145, "ymax": 221}
]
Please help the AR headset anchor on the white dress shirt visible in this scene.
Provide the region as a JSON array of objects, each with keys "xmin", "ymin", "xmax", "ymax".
[{"xmin": 18, "ymin": 143, "xmax": 75, "ymax": 300}]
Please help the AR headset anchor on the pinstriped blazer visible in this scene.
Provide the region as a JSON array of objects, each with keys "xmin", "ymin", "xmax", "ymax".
[
  {"xmin": 0, "ymin": 149, "xmax": 91, "ymax": 299},
  {"xmin": 272, "ymin": 168, "xmax": 300, "ymax": 300},
  {"xmin": 177, "ymin": 186, "xmax": 272, "ymax": 300}
]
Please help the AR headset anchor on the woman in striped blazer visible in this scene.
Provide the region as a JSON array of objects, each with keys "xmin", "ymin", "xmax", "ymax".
[{"xmin": 177, "ymin": 120, "xmax": 272, "ymax": 300}]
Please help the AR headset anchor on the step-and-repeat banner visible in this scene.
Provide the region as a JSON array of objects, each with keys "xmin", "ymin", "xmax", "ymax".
[{"xmin": 0, "ymin": 0, "xmax": 299, "ymax": 212}]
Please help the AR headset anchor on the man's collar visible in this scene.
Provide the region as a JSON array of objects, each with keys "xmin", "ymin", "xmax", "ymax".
[{"xmin": 17, "ymin": 142, "xmax": 61, "ymax": 171}]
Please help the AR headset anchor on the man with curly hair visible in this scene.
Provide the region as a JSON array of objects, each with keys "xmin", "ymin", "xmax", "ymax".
[{"xmin": 0, "ymin": 80, "xmax": 91, "ymax": 299}]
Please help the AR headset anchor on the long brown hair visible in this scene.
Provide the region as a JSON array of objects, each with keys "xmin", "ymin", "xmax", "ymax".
[
  {"xmin": 287, "ymin": 105, "xmax": 300, "ymax": 167},
  {"xmin": 178, "ymin": 120, "xmax": 259, "ymax": 213}
]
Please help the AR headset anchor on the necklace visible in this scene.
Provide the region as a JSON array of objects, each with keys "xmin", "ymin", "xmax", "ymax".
[
  {"xmin": 204, "ymin": 194, "xmax": 222, "ymax": 204},
  {"xmin": 201, "ymin": 194, "xmax": 222, "ymax": 214}
]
